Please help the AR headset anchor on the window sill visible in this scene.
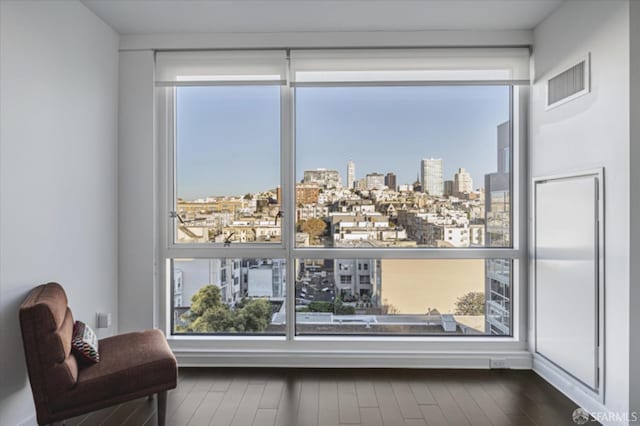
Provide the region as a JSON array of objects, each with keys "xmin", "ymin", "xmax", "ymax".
[{"xmin": 168, "ymin": 335, "xmax": 531, "ymax": 369}]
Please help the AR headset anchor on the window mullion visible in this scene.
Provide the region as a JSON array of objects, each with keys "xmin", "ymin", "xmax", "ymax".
[{"xmin": 282, "ymin": 51, "xmax": 296, "ymax": 341}]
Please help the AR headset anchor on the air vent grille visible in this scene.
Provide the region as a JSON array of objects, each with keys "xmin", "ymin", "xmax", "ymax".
[{"xmin": 547, "ymin": 56, "xmax": 589, "ymax": 109}]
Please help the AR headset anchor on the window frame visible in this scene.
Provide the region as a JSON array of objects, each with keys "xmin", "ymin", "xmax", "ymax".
[{"xmin": 157, "ymin": 49, "xmax": 528, "ymax": 345}]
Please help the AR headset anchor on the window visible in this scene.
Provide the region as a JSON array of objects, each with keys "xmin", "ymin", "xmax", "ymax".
[
  {"xmin": 340, "ymin": 275, "xmax": 353, "ymax": 285},
  {"xmin": 158, "ymin": 48, "xmax": 527, "ymax": 338}
]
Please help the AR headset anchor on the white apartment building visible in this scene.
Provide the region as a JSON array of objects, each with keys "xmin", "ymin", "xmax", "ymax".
[
  {"xmin": 454, "ymin": 167, "xmax": 473, "ymax": 195},
  {"xmin": 365, "ymin": 172, "xmax": 385, "ymax": 190},
  {"xmin": 347, "ymin": 160, "xmax": 355, "ymax": 190},
  {"xmin": 334, "ymin": 259, "xmax": 380, "ymax": 300},
  {"xmin": 420, "ymin": 158, "xmax": 443, "ymax": 196},
  {"xmin": 296, "ymin": 204, "xmax": 330, "ymax": 221},
  {"xmin": 303, "ymin": 168, "xmax": 342, "ymax": 188}
]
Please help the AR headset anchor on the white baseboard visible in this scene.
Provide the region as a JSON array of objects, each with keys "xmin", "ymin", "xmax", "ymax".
[
  {"xmin": 532, "ymin": 355, "xmax": 626, "ymax": 426},
  {"xmin": 17, "ymin": 413, "xmax": 36, "ymax": 426},
  {"xmin": 175, "ymin": 349, "xmax": 533, "ymax": 369}
]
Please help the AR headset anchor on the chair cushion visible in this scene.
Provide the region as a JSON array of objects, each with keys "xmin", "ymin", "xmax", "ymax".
[
  {"xmin": 19, "ymin": 283, "xmax": 80, "ymax": 424},
  {"xmin": 71, "ymin": 321, "xmax": 100, "ymax": 365},
  {"xmin": 50, "ymin": 329, "xmax": 177, "ymax": 412}
]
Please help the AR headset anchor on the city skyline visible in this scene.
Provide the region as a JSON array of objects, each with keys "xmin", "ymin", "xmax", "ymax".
[{"xmin": 177, "ymin": 85, "xmax": 509, "ymax": 200}]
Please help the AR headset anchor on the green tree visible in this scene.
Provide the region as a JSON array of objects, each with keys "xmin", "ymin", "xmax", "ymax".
[
  {"xmin": 181, "ymin": 285, "xmax": 273, "ymax": 333},
  {"xmin": 454, "ymin": 291, "xmax": 485, "ymax": 316},
  {"xmin": 307, "ymin": 299, "xmax": 355, "ymax": 315},
  {"xmin": 301, "ymin": 218, "xmax": 327, "ymax": 238},
  {"xmin": 237, "ymin": 298, "xmax": 273, "ymax": 331},
  {"xmin": 189, "ymin": 285, "xmax": 222, "ymax": 316},
  {"xmin": 308, "ymin": 301, "xmax": 333, "ymax": 312},
  {"xmin": 189, "ymin": 306, "xmax": 234, "ymax": 332}
]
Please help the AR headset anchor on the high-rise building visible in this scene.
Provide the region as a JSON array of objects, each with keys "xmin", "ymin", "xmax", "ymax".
[
  {"xmin": 444, "ymin": 180, "xmax": 454, "ymax": 196},
  {"xmin": 454, "ymin": 167, "xmax": 473, "ymax": 195},
  {"xmin": 485, "ymin": 121, "xmax": 511, "ymax": 335},
  {"xmin": 347, "ymin": 161, "xmax": 356, "ymax": 190},
  {"xmin": 384, "ymin": 172, "xmax": 397, "ymax": 191},
  {"xmin": 365, "ymin": 172, "xmax": 385, "ymax": 190},
  {"xmin": 420, "ymin": 158, "xmax": 443, "ymax": 196}
]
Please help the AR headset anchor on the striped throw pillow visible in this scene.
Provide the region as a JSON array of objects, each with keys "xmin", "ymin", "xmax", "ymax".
[{"xmin": 71, "ymin": 321, "xmax": 99, "ymax": 364}]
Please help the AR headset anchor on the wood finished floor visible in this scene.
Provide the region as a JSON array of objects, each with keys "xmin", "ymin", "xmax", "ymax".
[{"xmin": 63, "ymin": 368, "xmax": 594, "ymax": 426}]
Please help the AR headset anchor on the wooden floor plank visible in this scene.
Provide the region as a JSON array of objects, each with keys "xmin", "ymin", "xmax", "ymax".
[
  {"xmin": 252, "ymin": 408, "xmax": 278, "ymax": 426},
  {"xmin": 274, "ymin": 378, "xmax": 301, "ymax": 426},
  {"xmin": 359, "ymin": 407, "xmax": 384, "ymax": 426},
  {"xmin": 122, "ymin": 397, "xmax": 156, "ymax": 426},
  {"xmin": 102, "ymin": 399, "xmax": 147, "ymax": 426},
  {"xmin": 168, "ymin": 389, "xmax": 208, "ymax": 426},
  {"xmin": 498, "ymin": 377, "xmax": 577, "ymax": 426},
  {"xmin": 209, "ymin": 377, "xmax": 250, "ymax": 426},
  {"xmin": 405, "ymin": 419, "xmax": 428, "ymax": 426},
  {"xmin": 167, "ymin": 375, "xmax": 199, "ymax": 418},
  {"xmin": 296, "ymin": 379, "xmax": 320, "ymax": 426},
  {"xmin": 231, "ymin": 384, "xmax": 266, "ymax": 426},
  {"xmin": 143, "ymin": 412, "xmax": 158, "ymax": 426},
  {"xmin": 463, "ymin": 380, "xmax": 514, "ymax": 426},
  {"xmin": 428, "ymin": 380, "xmax": 471, "ymax": 426},
  {"xmin": 355, "ymin": 380, "xmax": 378, "ymax": 408},
  {"xmin": 420, "ymin": 405, "xmax": 449, "ymax": 426},
  {"xmin": 318, "ymin": 380, "xmax": 340, "ymax": 426},
  {"xmin": 409, "ymin": 381, "xmax": 437, "ymax": 405},
  {"xmin": 259, "ymin": 379, "xmax": 284, "ymax": 409},
  {"xmin": 373, "ymin": 380, "xmax": 406, "ymax": 426},
  {"xmin": 187, "ymin": 391, "xmax": 224, "ymax": 426},
  {"xmin": 445, "ymin": 381, "xmax": 492, "ymax": 426},
  {"xmin": 391, "ymin": 381, "xmax": 423, "ymax": 419},
  {"xmin": 337, "ymin": 381, "xmax": 361, "ymax": 424}
]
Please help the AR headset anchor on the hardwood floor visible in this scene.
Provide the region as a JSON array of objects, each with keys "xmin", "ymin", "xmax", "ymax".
[{"xmin": 64, "ymin": 368, "xmax": 595, "ymax": 426}]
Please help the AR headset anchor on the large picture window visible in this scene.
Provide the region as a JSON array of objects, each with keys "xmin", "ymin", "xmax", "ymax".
[{"xmin": 157, "ymin": 48, "xmax": 527, "ymax": 339}]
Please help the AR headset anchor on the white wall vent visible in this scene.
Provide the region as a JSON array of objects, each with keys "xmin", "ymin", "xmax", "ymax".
[{"xmin": 546, "ymin": 54, "xmax": 590, "ymax": 110}]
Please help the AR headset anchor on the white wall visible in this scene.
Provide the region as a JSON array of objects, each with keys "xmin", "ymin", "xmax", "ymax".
[
  {"xmin": 0, "ymin": 1, "xmax": 119, "ymax": 425},
  {"xmin": 530, "ymin": 0, "xmax": 631, "ymax": 421},
  {"xmin": 629, "ymin": 0, "xmax": 640, "ymax": 419},
  {"xmin": 118, "ymin": 50, "xmax": 157, "ymax": 332}
]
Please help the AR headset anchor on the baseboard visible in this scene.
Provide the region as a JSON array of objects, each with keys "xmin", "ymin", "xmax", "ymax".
[
  {"xmin": 533, "ymin": 355, "xmax": 625, "ymax": 426},
  {"xmin": 175, "ymin": 349, "xmax": 533, "ymax": 369},
  {"xmin": 17, "ymin": 413, "xmax": 36, "ymax": 426}
]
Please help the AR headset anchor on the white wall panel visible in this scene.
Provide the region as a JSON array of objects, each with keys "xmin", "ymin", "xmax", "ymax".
[{"xmin": 0, "ymin": 2, "xmax": 119, "ymax": 424}]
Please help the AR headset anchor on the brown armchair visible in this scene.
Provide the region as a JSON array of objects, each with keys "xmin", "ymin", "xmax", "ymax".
[{"xmin": 19, "ymin": 282, "xmax": 178, "ymax": 425}]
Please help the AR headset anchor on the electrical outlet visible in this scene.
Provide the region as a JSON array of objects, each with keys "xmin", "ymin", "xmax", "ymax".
[
  {"xmin": 96, "ymin": 312, "xmax": 112, "ymax": 329},
  {"xmin": 490, "ymin": 358, "xmax": 509, "ymax": 369}
]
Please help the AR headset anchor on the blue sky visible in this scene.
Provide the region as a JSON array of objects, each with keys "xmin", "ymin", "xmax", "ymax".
[{"xmin": 177, "ymin": 85, "xmax": 509, "ymax": 199}]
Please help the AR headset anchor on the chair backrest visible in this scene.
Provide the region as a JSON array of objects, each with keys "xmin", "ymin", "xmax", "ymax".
[{"xmin": 19, "ymin": 282, "xmax": 79, "ymax": 422}]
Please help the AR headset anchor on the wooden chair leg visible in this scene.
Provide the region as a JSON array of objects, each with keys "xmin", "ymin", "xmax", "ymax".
[{"xmin": 157, "ymin": 391, "xmax": 167, "ymax": 426}]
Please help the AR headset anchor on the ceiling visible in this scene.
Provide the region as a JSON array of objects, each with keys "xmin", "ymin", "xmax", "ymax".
[{"xmin": 81, "ymin": 0, "xmax": 565, "ymax": 35}]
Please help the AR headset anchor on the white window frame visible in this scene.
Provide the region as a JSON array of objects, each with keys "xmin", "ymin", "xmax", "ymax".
[{"xmin": 156, "ymin": 49, "xmax": 530, "ymax": 367}]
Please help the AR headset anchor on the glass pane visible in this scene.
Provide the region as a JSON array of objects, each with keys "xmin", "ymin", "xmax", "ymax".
[
  {"xmin": 172, "ymin": 258, "xmax": 286, "ymax": 335},
  {"xmin": 175, "ymin": 86, "xmax": 281, "ymax": 244},
  {"xmin": 295, "ymin": 258, "xmax": 511, "ymax": 336},
  {"xmin": 295, "ymin": 86, "xmax": 511, "ymax": 248}
]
